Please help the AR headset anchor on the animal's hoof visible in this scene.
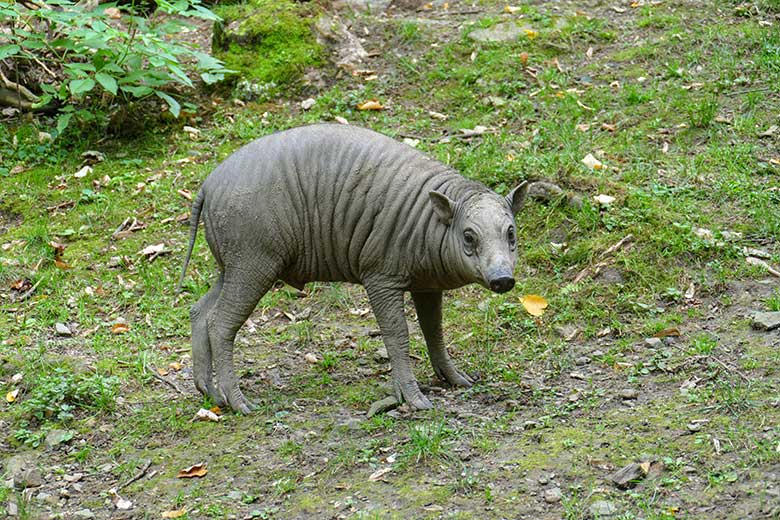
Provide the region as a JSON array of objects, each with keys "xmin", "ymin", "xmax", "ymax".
[
  {"xmin": 447, "ymin": 369, "xmax": 474, "ymax": 388},
  {"xmin": 406, "ymin": 392, "xmax": 433, "ymax": 411},
  {"xmin": 367, "ymin": 395, "xmax": 401, "ymax": 417},
  {"xmin": 220, "ymin": 386, "xmax": 257, "ymax": 414}
]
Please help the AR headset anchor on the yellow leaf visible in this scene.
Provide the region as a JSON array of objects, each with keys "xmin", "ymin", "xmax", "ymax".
[
  {"xmin": 177, "ymin": 463, "xmax": 208, "ymax": 479},
  {"xmin": 357, "ymin": 100, "xmax": 384, "ymax": 111},
  {"xmin": 169, "ymin": 361, "xmax": 182, "ymax": 371},
  {"xmin": 162, "ymin": 509, "xmax": 187, "ymax": 519},
  {"xmin": 520, "ymin": 294, "xmax": 548, "ymax": 317},
  {"xmin": 6, "ymin": 389, "xmax": 19, "ymax": 403},
  {"xmin": 504, "ymin": 5, "xmax": 521, "ymax": 13},
  {"xmin": 523, "ymin": 29, "xmax": 538, "ymax": 39},
  {"xmin": 157, "ymin": 367, "xmax": 169, "ymax": 377},
  {"xmin": 111, "ymin": 323, "xmax": 130, "ymax": 335}
]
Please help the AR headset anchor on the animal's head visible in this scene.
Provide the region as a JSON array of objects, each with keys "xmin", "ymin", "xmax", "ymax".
[{"xmin": 430, "ymin": 181, "xmax": 529, "ymax": 293}]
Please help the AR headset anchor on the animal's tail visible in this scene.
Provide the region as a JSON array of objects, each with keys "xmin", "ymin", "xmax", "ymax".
[{"xmin": 176, "ymin": 189, "xmax": 205, "ymax": 293}]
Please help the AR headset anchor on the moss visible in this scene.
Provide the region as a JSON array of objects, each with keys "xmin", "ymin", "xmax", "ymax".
[{"xmin": 213, "ymin": 0, "xmax": 324, "ymax": 93}]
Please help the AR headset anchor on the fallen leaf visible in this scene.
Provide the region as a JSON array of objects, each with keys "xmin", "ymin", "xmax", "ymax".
[
  {"xmin": 177, "ymin": 189, "xmax": 192, "ymax": 201},
  {"xmin": 162, "ymin": 510, "xmax": 187, "ymax": 519},
  {"xmin": 368, "ymin": 466, "xmax": 393, "ymax": 481},
  {"xmin": 177, "ymin": 463, "xmax": 208, "ymax": 479},
  {"xmin": 519, "ymin": 52, "xmax": 529, "ymax": 66},
  {"xmin": 111, "ymin": 323, "xmax": 130, "ymax": 335},
  {"xmin": 428, "ymin": 110, "xmax": 448, "ymax": 120},
  {"xmin": 684, "ymin": 282, "xmax": 695, "ymax": 300},
  {"xmin": 523, "ymin": 29, "xmax": 538, "ymax": 39},
  {"xmin": 759, "ymin": 125, "xmax": 778, "ymax": 138},
  {"xmin": 104, "ymin": 6, "xmax": 121, "ymax": 19},
  {"xmin": 6, "ymin": 389, "xmax": 19, "ymax": 403},
  {"xmin": 193, "ymin": 408, "xmax": 221, "ymax": 422},
  {"xmin": 357, "ymin": 100, "xmax": 384, "ymax": 111},
  {"xmin": 169, "ymin": 362, "xmax": 182, "ymax": 371},
  {"xmin": 335, "ymin": 116, "xmax": 349, "ymax": 125},
  {"xmin": 55, "ymin": 259, "xmax": 72, "ymax": 270},
  {"xmin": 593, "ymin": 194, "xmax": 616, "ymax": 206},
  {"xmin": 209, "ymin": 406, "xmax": 222, "ymax": 415},
  {"xmin": 581, "ymin": 153, "xmax": 604, "ymax": 170},
  {"xmin": 74, "ymin": 165, "xmax": 93, "ymax": 179},
  {"xmin": 504, "ymin": 5, "xmax": 521, "ymax": 13},
  {"xmin": 520, "ymin": 294, "xmax": 548, "ymax": 317},
  {"xmin": 157, "ymin": 367, "xmax": 169, "ymax": 376},
  {"xmin": 50, "ymin": 240, "xmax": 66, "ymax": 260},
  {"xmin": 654, "ymin": 327, "xmax": 681, "ymax": 338}
]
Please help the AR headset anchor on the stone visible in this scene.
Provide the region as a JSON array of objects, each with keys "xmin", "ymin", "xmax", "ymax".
[
  {"xmin": 543, "ymin": 487, "xmax": 562, "ymax": 503},
  {"xmin": 55, "ymin": 322, "xmax": 72, "ymax": 336},
  {"xmin": 643, "ymin": 337, "xmax": 662, "ymax": 348},
  {"xmin": 589, "ymin": 500, "xmax": 619, "ymax": 517},
  {"xmin": 609, "ymin": 463, "xmax": 645, "ymax": 489},
  {"xmin": 752, "ymin": 311, "xmax": 780, "ymax": 331},
  {"xmin": 468, "ymin": 22, "xmax": 530, "ymax": 43},
  {"xmin": 619, "ymin": 389, "xmax": 639, "ymax": 400},
  {"xmin": 300, "ymin": 98, "xmax": 316, "ymax": 111},
  {"xmin": 595, "ymin": 266, "xmax": 624, "ymax": 284},
  {"xmin": 14, "ymin": 468, "xmax": 42, "ymax": 489},
  {"xmin": 227, "ymin": 490, "xmax": 243, "ymax": 500},
  {"xmin": 374, "ymin": 346, "xmax": 389, "ymax": 362},
  {"xmin": 45, "ymin": 429, "xmax": 74, "ymax": 448},
  {"xmin": 74, "ymin": 509, "xmax": 96, "ymax": 519},
  {"xmin": 314, "ymin": 14, "xmax": 368, "ymax": 71},
  {"xmin": 575, "ymin": 356, "xmax": 591, "ymax": 366}
]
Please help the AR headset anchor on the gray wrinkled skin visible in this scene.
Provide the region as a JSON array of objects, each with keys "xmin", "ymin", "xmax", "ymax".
[{"xmin": 178, "ymin": 124, "xmax": 529, "ymax": 413}]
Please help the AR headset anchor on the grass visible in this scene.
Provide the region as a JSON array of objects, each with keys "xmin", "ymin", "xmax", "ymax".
[{"xmin": 1, "ymin": 0, "xmax": 779, "ymax": 517}]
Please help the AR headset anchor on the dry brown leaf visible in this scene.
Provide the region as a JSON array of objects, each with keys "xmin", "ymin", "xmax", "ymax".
[
  {"xmin": 177, "ymin": 463, "xmax": 208, "ymax": 479},
  {"xmin": 55, "ymin": 259, "xmax": 72, "ymax": 270},
  {"xmin": 111, "ymin": 323, "xmax": 130, "ymax": 335},
  {"xmin": 519, "ymin": 52, "xmax": 529, "ymax": 66},
  {"xmin": 357, "ymin": 100, "xmax": 384, "ymax": 111},
  {"xmin": 520, "ymin": 294, "xmax": 548, "ymax": 317},
  {"xmin": 6, "ymin": 389, "xmax": 19, "ymax": 403},
  {"xmin": 368, "ymin": 466, "xmax": 393, "ymax": 481},
  {"xmin": 209, "ymin": 406, "xmax": 222, "ymax": 415},
  {"xmin": 157, "ymin": 367, "xmax": 169, "ymax": 376},
  {"xmin": 162, "ymin": 510, "xmax": 187, "ymax": 519},
  {"xmin": 653, "ymin": 327, "xmax": 681, "ymax": 338},
  {"xmin": 169, "ymin": 362, "xmax": 182, "ymax": 371},
  {"xmin": 177, "ymin": 189, "xmax": 192, "ymax": 201},
  {"xmin": 104, "ymin": 7, "xmax": 121, "ymax": 19}
]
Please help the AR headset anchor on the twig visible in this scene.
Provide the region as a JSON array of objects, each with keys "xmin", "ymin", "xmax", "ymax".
[
  {"xmin": 598, "ymin": 234, "xmax": 634, "ymax": 260},
  {"xmin": 727, "ymin": 86, "xmax": 771, "ymax": 97},
  {"xmin": 117, "ymin": 459, "xmax": 152, "ymax": 491},
  {"xmin": 16, "ymin": 278, "xmax": 41, "ymax": 302},
  {"xmin": 46, "ymin": 200, "xmax": 75, "ymax": 213},
  {"xmin": 146, "ymin": 365, "xmax": 187, "ymax": 395},
  {"xmin": 571, "ymin": 234, "xmax": 634, "ymax": 284}
]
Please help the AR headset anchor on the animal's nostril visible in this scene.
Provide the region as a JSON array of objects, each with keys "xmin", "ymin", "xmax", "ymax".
[{"xmin": 489, "ymin": 277, "xmax": 515, "ymax": 293}]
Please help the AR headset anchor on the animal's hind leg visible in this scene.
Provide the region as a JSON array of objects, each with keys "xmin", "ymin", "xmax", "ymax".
[
  {"xmin": 207, "ymin": 262, "xmax": 278, "ymax": 414},
  {"xmin": 190, "ymin": 272, "xmax": 224, "ymax": 406}
]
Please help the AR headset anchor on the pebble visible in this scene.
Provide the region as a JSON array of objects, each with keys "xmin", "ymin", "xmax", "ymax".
[
  {"xmin": 14, "ymin": 468, "xmax": 42, "ymax": 489},
  {"xmin": 591, "ymin": 349, "xmax": 604, "ymax": 357},
  {"xmin": 45, "ymin": 429, "xmax": 73, "ymax": 448},
  {"xmin": 55, "ymin": 322, "xmax": 72, "ymax": 336},
  {"xmin": 644, "ymin": 337, "xmax": 662, "ymax": 348},
  {"xmin": 543, "ymin": 487, "xmax": 562, "ymax": 503},
  {"xmin": 74, "ymin": 509, "xmax": 96, "ymax": 519},
  {"xmin": 538, "ymin": 475, "xmax": 549, "ymax": 485},
  {"xmin": 619, "ymin": 389, "xmax": 639, "ymax": 400},
  {"xmin": 227, "ymin": 490, "xmax": 243, "ymax": 500},
  {"xmin": 300, "ymin": 98, "xmax": 316, "ymax": 111},
  {"xmin": 752, "ymin": 311, "xmax": 780, "ymax": 331},
  {"xmin": 589, "ymin": 500, "xmax": 619, "ymax": 517},
  {"xmin": 574, "ymin": 356, "xmax": 591, "ymax": 366},
  {"xmin": 374, "ymin": 347, "xmax": 389, "ymax": 362}
]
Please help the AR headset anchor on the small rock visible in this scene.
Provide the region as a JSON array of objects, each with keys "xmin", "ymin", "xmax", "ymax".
[
  {"xmin": 35, "ymin": 492, "xmax": 51, "ymax": 502},
  {"xmin": 74, "ymin": 509, "xmax": 96, "ymax": 519},
  {"xmin": 374, "ymin": 346, "xmax": 389, "ymax": 362},
  {"xmin": 591, "ymin": 349, "xmax": 604, "ymax": 357},
  {"xmin": 538, "ymin": 475, "xmax": 549, "ymax": 485},
  {"xmin": 687, "ymin": 422, "xmax": 703, "ymax": 433},
  {"xmin": 643, "ymin": 337, "xmax": 662, "ymax": 348},
  {"xmin": 227, "ymin": 490, "xmax": 243, "ymax": 501},
  {"xmin": 554, "ymin": 324, "xmax": 578, "ymax": 341},
  {"xmin": 575, "ymin": 356, "xmax": 591, "ymax": 366},
  {"xmin": 14, "ymin": 468, "xmax": 42, "ymax": 489},
  {"xmin": 752, "ymin": 311, "xmax": 780, "ymax": 331},
  {"xmin": 609, "ymin": 463, "xmax": 645, "ymax": 489},
  {"xmin": 543, "ymin": 487, "xmax": 562, "ymax": 503},
  {"xmin": 304, "ymin": 352, "xmax": 319, "ymax": 364},
  {"xmin": 589, "ymin": 500, "xmax": 619, "ymax": 517},
  {"xmin": 45, "ymin": 429, "xmax": 74, "ymax": 448},
  {"xmin": 619, "ymin": 389, "xmax": 639, "ymax": 400},
  {"xmin": 300, "ymin": 98, "xmax": 316, "ymax": 111},
  {"xmin": 55, "ymin": 322, "xmax": 72, "ymax": 336},
  {"xmin": 367, "ymin": 395, "xmax": 400, "ymax": 417},
  {"xmin": 595, "ymin": 266, "xmax": 624, "ymax": 284}
]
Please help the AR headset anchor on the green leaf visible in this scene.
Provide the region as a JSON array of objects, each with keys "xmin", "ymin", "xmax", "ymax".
[
  {"xmin": 0, "ymin": 44, "xmax": 20, "ymax": 60},
  {"xmin": 94, "ymin": 72, "xmax": 118, "ymax": 95},
  {"xmin": 56, "ymin": 112, "xmax": 73, "ymax": 135},
  {"xmin": 154, "ymin": 90, "xmax": 180, "ymax": 118},
  {"xmin": 120, "ymin": 84, "xmax": 153, "ymax": 97},
  {"xmin": 69, "ymin": 78, "xmax": 96, "ymax": 96}
]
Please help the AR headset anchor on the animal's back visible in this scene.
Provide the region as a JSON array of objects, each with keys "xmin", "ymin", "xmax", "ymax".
[{"xmin": 199, "ymin": 125, "xmax": 474, "ymax": 285}]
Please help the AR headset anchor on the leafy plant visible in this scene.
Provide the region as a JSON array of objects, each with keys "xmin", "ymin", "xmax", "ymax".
[{"xmin": 0, "ymin": 0, "xmax": 231, "ymax": 131}]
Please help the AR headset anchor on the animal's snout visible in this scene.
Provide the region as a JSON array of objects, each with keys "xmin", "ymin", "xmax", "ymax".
[{"xmin": 489, "ymin": 276, "xmax": 515, "ymax": 293}]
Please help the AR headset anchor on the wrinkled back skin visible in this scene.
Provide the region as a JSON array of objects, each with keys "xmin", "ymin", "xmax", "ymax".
[
  {"xmin": 201, "ymin": 124, "xmax": 489, "ymax": 291},
  {"xmin": 181, "ymin": 124, "xmax": 527, "ymax": 414}
]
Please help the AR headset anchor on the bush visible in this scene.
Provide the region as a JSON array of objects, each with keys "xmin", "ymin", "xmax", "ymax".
[{"xmin": 0, "ymin": 0, "xmax": 232, "ymax": 132}]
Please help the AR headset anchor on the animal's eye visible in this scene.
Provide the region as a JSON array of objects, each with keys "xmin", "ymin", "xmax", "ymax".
[
  {"xmin": 507, "ymin": 227, "xmax": 516, "ymax": 245},
  {"xmin": 463, "ymin": 230, "xmax": 477, "ymax": 255}
]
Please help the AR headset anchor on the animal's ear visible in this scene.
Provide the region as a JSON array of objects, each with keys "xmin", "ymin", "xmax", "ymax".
[
  {"xmin": 429, "ymin": 191, "xmax": 456, "ymax": 225},
  {"xmin": 506, "ymin": 181, "xmax": 530, "ymax": 215}
]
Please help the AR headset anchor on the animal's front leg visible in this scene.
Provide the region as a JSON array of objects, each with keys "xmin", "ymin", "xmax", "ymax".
[
  {"xmin": 365, "ymin": 284, "xmax": 432, "ymax": 410},
  {"xmin": 412, "ymin": 291, "xmax": 474, "ymax": 388}
]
